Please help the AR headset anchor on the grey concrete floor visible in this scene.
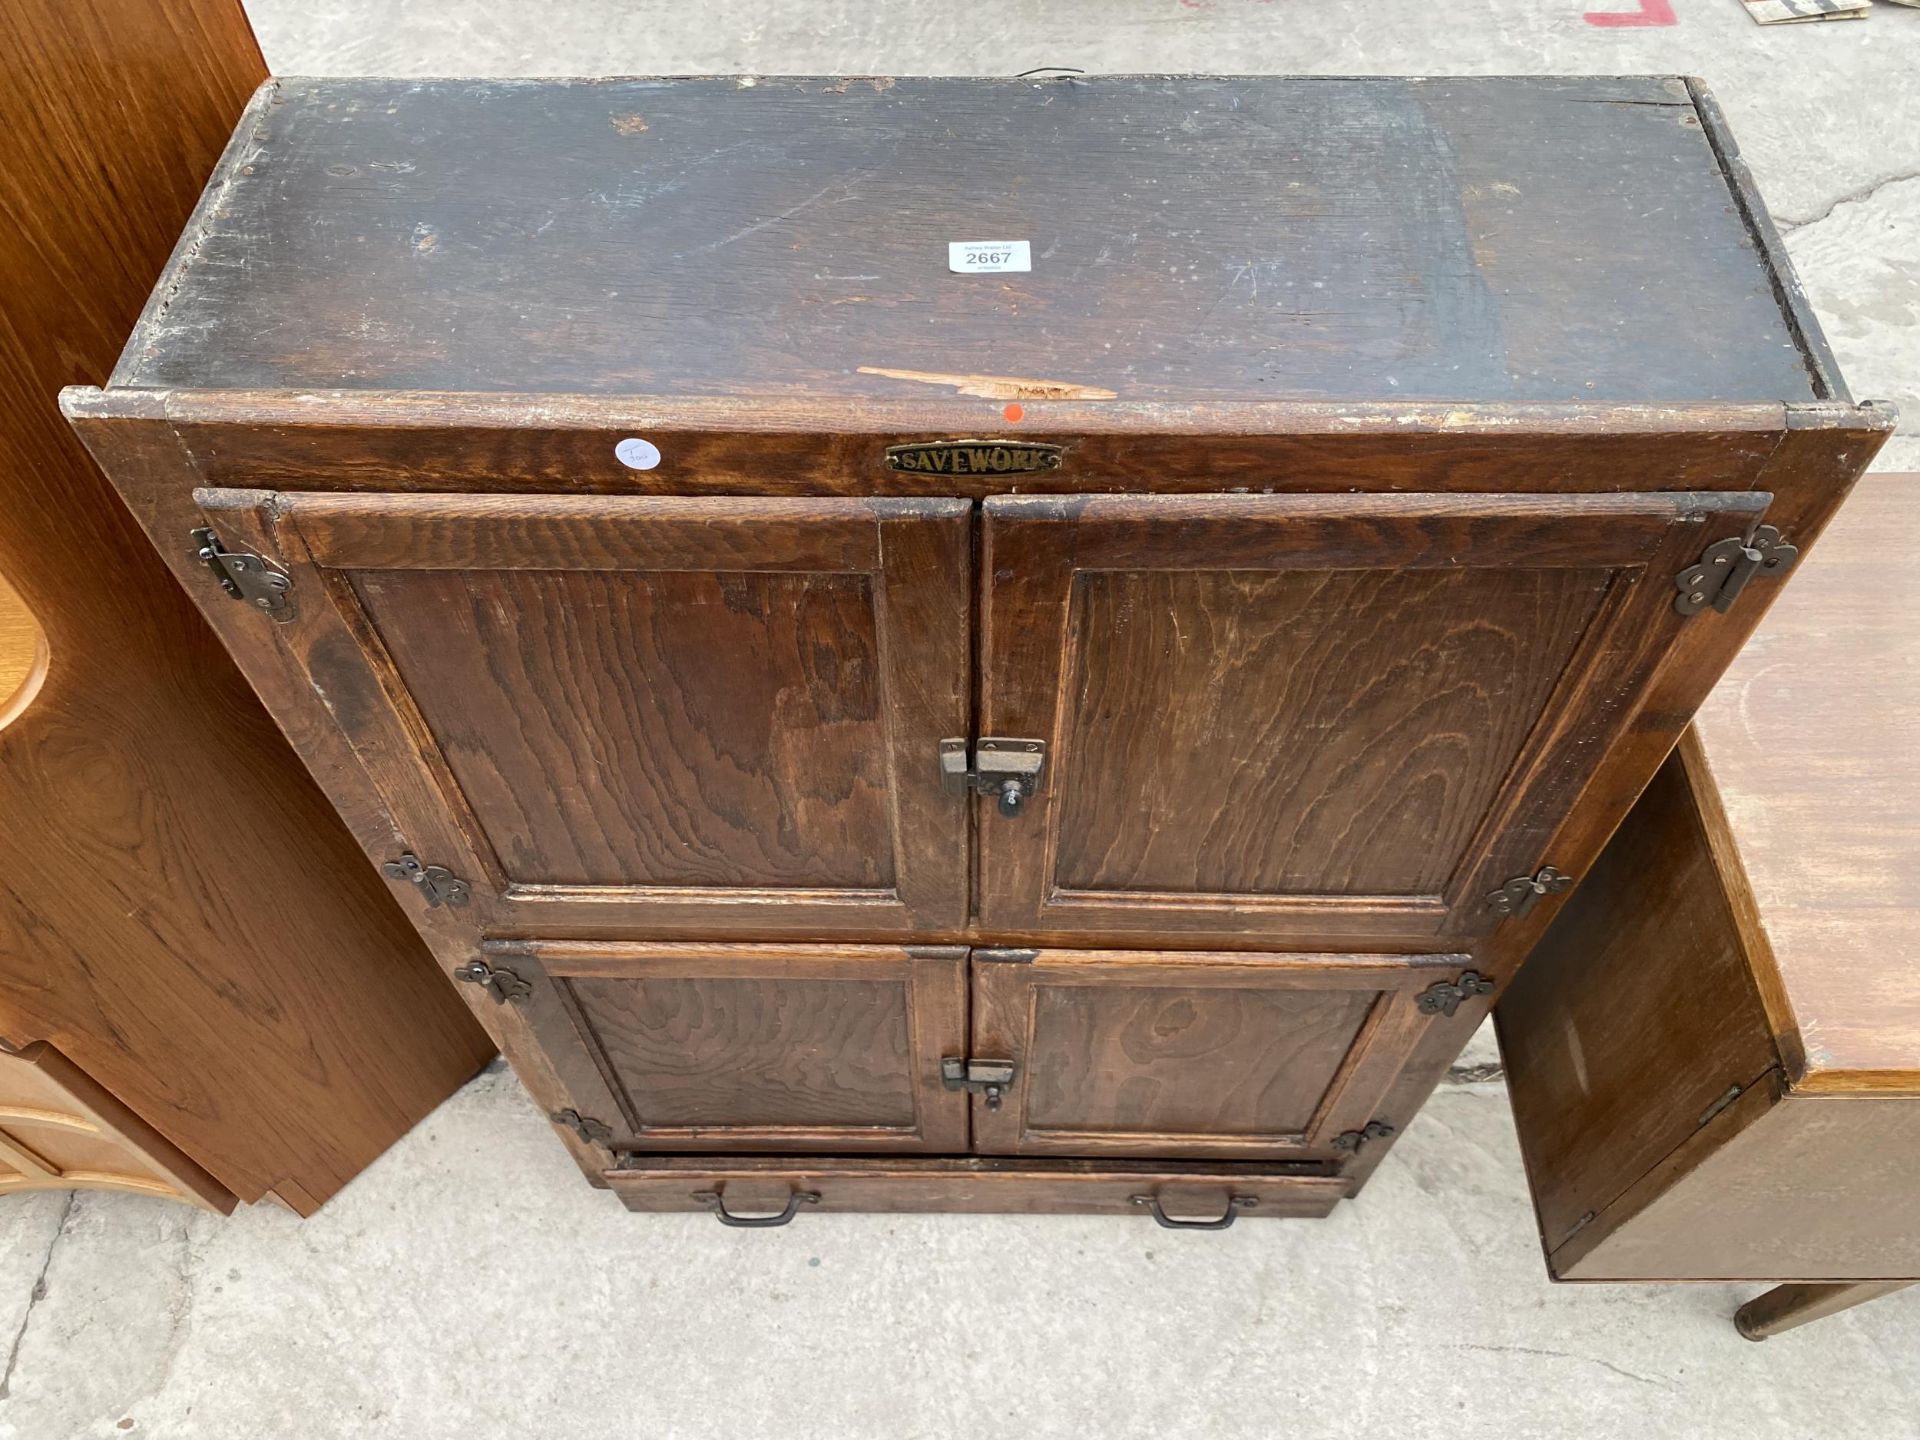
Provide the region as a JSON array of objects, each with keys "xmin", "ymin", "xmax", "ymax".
[{"xmin": 7, "ymin": 3, "xmax": 1920, "ymax": 1437}]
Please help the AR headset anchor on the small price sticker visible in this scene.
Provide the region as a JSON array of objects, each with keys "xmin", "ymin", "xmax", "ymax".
[{"xmin": 948, "ymin": 240, "xmax": 1031, "ymax": 274}]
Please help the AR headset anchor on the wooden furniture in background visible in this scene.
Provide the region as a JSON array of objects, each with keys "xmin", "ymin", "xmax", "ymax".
[
  {"xmin": 0, "ymin": 1043, "xmax": 231, "ymax": 1212},
  {"xmin": 69, "ymin": 74, "xmax": 1886, "ymax": 1221},
  {"xmin": 1500, "ymin": 474, "xmax": 1918, "ymax": 1335},
  {"xmin": 0, "ymin": 0, "xmax": 492, "ymax": 1215}
]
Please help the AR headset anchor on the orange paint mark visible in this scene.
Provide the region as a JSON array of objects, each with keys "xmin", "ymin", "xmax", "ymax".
[{"xmin": 1003, "ymin": 403, "xmax": 1025, "ymax": 423}]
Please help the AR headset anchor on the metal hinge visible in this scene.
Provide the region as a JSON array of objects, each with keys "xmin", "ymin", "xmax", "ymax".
[
  {"xmin": 940, "ymin": 1057, "xmax": 1017, "ymax": 1111},
  {"xmin": 1674, "ymin": 524, "xmax": 1798, "ymax": 616},
  {"xmin": 381, "ymin": 853, "xmax": 472, "ymax": 909},
  {"xmin": 939, "ymin": 737, "xmax": 1046, "ymax": 818},
  {"xmin": 190, "ymin": 526, "xmax": 295, "ymax": 620},
  {"xmin": 1416, "ymin": 971, "xmax": 1496, "ymax": 1018},
  {"xmin": 550, "ymin": 1109, "xmax": 613, "ymax": 1145},
  {"xmin": 452, "ymin": 959, "xmax": 530, "ymax": 1005},
  {"xmin": 1331, "ymin": 1119, "xmax": 1395, "ymax": 1153},
  {"xmin": 1486, "ymin": 866, "xmax": 1574, "ymax": 921}
]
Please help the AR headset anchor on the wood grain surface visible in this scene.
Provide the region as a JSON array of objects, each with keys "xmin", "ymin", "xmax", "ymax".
[
  {"xmin": 0, "ymin": 0, "xmax": 492, "ymax": 1211},
  {"xmin": 114, "ymin": 76, "xmax": 1821, "ymax": 406},
  {"xmin": 970, "ymin": 949, "xmax": 1466, "ymax": 1160},
  {"xmin": 1496, "ymin": 750, "xmax": 1782, "ymax": 1255},
  {"xmin": 489, "ymin": 941, "xmax": 968, "ymax": 1154},
  {"xmin": 253, "ymin": 489, "xmax": 971, "ymax": 934},
  {"xmin": 977, "ymin": 490, "xmax": 1768, "ymax": 942},
  {"xmin": 0, "ymin": 1041, "xmax": 232, "ymax": 1212},
  {"xmin": 1691, "ymin": 474, "xmax": 1920, "ymax": 1090}
]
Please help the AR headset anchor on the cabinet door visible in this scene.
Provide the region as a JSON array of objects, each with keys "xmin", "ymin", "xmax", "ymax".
[
  {"xmin": 977, "ymin": 491, "xmax": 1767, "ymax": 942},
  {"xmin": 228, "ymin": 492, "xmax": 971, "ymax": 936},
  {"xmin": 488, "ymin": 942, "xmax": 970, "ymax": 1154},
  {"xmin": 968, "ymin": 949, "xmax": 1472, "ymax": 1159}
]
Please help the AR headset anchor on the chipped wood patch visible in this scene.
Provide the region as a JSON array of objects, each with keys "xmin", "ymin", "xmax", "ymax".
[{"xmin": 857, "ymin": 366, "xmax": 1117, "ymax": 401}]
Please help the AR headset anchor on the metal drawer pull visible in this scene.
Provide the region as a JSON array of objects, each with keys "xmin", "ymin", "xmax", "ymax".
[
  {"xmin": 691, "ymin": 1188, "xmax": 821, "ymax": 1228},
  {"xmin": 1130, "ymin": 1193, "xmax": 1258, "ymax": 1230}
]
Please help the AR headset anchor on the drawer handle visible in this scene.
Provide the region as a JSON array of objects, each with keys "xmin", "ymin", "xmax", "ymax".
[
  {"xmin": 692, "ymin": 1188, "xmax": 820, "ymax": 1228},
  {"xmin": 1130, "ymin": 1193, "xmax": 1257, "ymax": 1230}
]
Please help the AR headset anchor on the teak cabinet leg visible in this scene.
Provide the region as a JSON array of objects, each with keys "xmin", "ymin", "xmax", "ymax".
[{"xmin": 1734, "ymin": 1281, "xmax": 1915, "ymax": 1341}]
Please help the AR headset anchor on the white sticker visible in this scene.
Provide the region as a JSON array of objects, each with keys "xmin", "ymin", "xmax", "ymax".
[
  {"xmin": 614, "ymin": 436, "xmax": 662, "ymax": 471},
  {"xmin": 948, "ymin": 240, "xmax": 1031, "ymax": 275}
]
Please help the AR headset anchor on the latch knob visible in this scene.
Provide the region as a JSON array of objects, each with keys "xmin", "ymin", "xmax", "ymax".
[
  {"xmin": 939, "ymin": 738, "xmax": 1046, "ymax": 819},
  {"xmin": 941, "ymin": 1057, "xmax": 1017, "ymax": 1110}
]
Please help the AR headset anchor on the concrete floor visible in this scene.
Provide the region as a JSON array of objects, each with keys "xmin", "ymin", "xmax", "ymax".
[{"xmin": 7, "ymin": 3, "xmax": 1920, "ymax": 1437}]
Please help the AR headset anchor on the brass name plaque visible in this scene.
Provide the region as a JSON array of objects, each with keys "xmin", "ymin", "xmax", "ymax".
[{"xmin": 884, "ymin": 440, "xmax": 1064, "ymax": 475}]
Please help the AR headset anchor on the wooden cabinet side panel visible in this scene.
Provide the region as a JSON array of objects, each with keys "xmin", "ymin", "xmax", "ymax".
[
  {"xmin": 1495, "ymin": 748, "xmax": 1780, "ymax": 1255},
  {"xmin": 1562, "ymin": 1096, "xmax": 1920, "ymax": 1282},
  {"xmin": 1, "ymin": 0, "xmax": 493, "ymax": 1210}
]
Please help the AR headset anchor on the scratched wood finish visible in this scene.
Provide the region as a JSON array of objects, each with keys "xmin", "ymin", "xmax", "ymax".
[
  {"xmin": 970, "ymin": 949, "xmax": 1468, "ymax": 1159},
  {"xmin": 488, "ymin": 942, "xmax": 968, "ymax": 1153},
  {"xmin": 978, "ymin": 491, "xmax": 1768, "ymax": 942},
  {"xmin": 115, "ymin": 76, "xmax": 1820, "ymax": 407},
  {"xmin": 0, "ymin": 0, "xmax": 492, "ymax": 1213},
  {"xmin": 63, "ymin": 76, "xmax": 1890, "ymax": 1209},
  {"xmin": 1501, "ymin": 476, "xmax": 1920, "ymax": 1288},
  {"xmin": 0, "ymin": 1042, "xmax": 232, "ymax": 1212},
  {"xmin": 257, "ymin": 491, "xmax": 971, "ymax": 933}
]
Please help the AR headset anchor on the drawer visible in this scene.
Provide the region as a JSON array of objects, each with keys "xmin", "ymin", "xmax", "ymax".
[
  {"xmin": 606, "ymin": 1156, "xmax": 1349, "ymax": 1225},
  {"xmin": 0, "ymin": 1042, "xmax": 232, "ymax": 1212}
]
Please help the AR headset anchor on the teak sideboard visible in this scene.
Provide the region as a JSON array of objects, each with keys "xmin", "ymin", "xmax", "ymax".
[{"xmin": 65, "ymin": 74, "xmax": 1888, "ymax": 1227}]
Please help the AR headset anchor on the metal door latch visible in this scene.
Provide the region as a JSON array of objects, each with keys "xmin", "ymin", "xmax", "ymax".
[
  {"xmin": 190, "ymin": 526, "xmax": 295, "ymax": 620},
  {"xmin": 1674, "ymin": 524, "xmax": 1798, "ymax": 616},
  {"xmin": 941, "ymin": 1057, "xmax": 1017, "ymax": 1111},
  {"xmin": 939, "ymin": 738, "xmax": 1046, "ymax": 818}
]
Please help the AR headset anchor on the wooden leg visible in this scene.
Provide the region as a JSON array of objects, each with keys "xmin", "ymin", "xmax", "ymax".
[{"xmin": 1735, "ymin": 1281, "xmax": 1915, "ymax": 1341}]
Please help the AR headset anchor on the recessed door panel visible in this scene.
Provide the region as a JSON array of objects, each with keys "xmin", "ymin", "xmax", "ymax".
[
  {"xmin": 223, "ymin": 491, "xmax": 972, "ymax": 937},
  {"xmin": 977, "ymin": 491, "xmax": 1770, "ymax": 942},
  {"xmin": 969, "ymin": 949, "xmax": 1474, "ymax": 1159},
  {"xmin": 496, "ymin": 941, "xmax": 970, "ymax": 1154}
]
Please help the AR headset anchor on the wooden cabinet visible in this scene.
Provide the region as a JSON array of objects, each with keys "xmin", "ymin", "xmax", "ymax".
[
  {"xmin": 68, "ymin": 75, "xmax": 1888, "ymax": 1221},
  {"xmin": 1499, "ymin": 475, "xmax": 1919, "ymax": 1333},
  {"xmin": 0, "ymin": 0, "xmax": 492, "ymax": 1216}
]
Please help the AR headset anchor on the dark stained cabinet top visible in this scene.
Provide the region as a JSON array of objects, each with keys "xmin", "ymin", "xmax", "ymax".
[{"xmin": 115, "ymin": 74, "xmax": 1827, "ymax": 406}]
